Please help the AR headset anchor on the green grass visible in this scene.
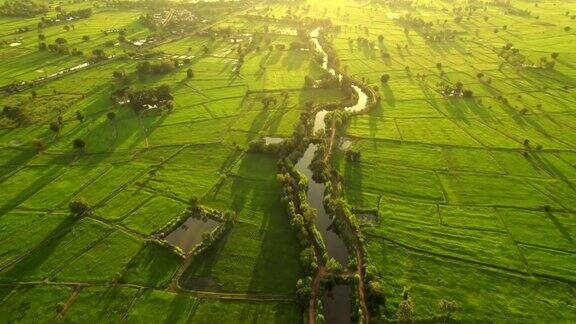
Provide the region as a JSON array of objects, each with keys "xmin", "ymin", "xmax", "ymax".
[
  {"xmin": 126, "ymin": 290, "xmax": 196, "ymax": 323},
  {"xmin": 1, "ymin": 0, "xmax": 575, "ymax": 321},
  {"xmin": 94, "ymin": 188, "xmax": 152, "ymax": 221},
  {"xmin": 20, "ymin": 164, "xmax": 109, "ymax": 210},
  {"xmin": 63, "ymin": 286, "xmax": 139, "ymax": 323},
  {"xmin": 121, "ymin": 196, "xmax": 186, "ymax": 235},
  {"xmin": 183, "ymin": 158, "xmax": 301, "ymax": 293},
  {"xmin": 75, "ymin": 163, "xmax": 147, "ymax": 206},
  {"xmin": 190, "ymin": 299, "xmax": 301, "ymax": 323},
  {"xmin": 0, "ymin": 212, "xmax": 69, "ymax": 269},
  {"xmin": 0, "ymin": 285, "xmax": 72, "ymax": 322},
  {"xmin": 122, "ymin": 243, "xmax": 182, "ymax": 288},
  {"xmin": 0, "ymin": 218, "xmax": 113, "ymax": 282},
  {"xmin": 54, "ymin": 229, "xmax": 142, "ymax": 282},
  {"xmin": 365, "ymin": 238, "xmax": 576, "ymax": 322},
  {"xmin": 0, "ymin": 165, "xmax": 65, "ymax": 211}
]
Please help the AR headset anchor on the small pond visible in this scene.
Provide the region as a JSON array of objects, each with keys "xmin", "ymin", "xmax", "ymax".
[{"xmin": 165, "ymin": 216, "xmax": 220, "ymax": 253}]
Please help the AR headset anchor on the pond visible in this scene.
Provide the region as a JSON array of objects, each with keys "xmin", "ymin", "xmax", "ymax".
[{"xmin": 165, "ymin": 216, "xmax": 220, "ymax": 253}]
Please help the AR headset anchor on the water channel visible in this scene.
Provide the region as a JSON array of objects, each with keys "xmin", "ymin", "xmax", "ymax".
[{"xmin": 292, "ymin": 28, "xmax": 369, "ymax": 323}]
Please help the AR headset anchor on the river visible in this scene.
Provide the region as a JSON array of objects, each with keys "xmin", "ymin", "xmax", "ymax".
[{"xmin": 293, "ymin": 28, "xmax": 369, "ymax": 323}]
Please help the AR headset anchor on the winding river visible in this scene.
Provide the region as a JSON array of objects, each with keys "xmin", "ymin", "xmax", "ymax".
[{"xmin": 293, "ymin": 28, "xmax": 369, "ymax": 323}]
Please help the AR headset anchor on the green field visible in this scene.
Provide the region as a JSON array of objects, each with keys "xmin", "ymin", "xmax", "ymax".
[{"xmin": 0, "ymin": 0, "xmax": 575, "ymax": 322}]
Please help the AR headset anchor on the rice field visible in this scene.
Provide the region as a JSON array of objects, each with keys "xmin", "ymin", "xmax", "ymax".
[{"xmin": 0, "ymin": 0, "xmax": 575, "ymax": 322}]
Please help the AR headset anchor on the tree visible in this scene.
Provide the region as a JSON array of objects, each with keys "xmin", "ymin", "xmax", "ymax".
[
  {"xmin": 69, "ymin": 199, "xmax": 89, "ymax": 216},
  {"xmin": 107, "ymin": 111, "xmax": 118, "ymax": 139},
  {"xmin": 49, "ymin": 121, "xmax": 62, "ymax": 134},
  {"xmin": 261, "ymin": 96, "xmax": 277, "ymax": 109},
  {"xmin": 436, "ymin": 62, "xmax": 442, "ymax": 69},
  {"xmin": 82, "ymin": 35, "xmax": 90, "ymax": 42},
  {"xmin": 73, "ymin": 138, "xmax": 85, "ymax": 151},
  {"xmin": 32, "ymin": 139, "xmax": 45, "ymax": 151},
  {"xmin": 476, "ymin": 72, "xmax": 484, "ymax": 79},
  {"xmin": 55, "ymin": 37, "xmax": 67, "ymax": 45},
  {"xmin": 186, "ymin": 68, "xmax": 194, "ymax": 79},
  {"xmin": 455, "ymin": 81, "xmax": 464, "ymax": 93},
  {"xmin": 523, "ymin": 139, "xmax": 530, "ymax": 147},
  {"xmin": 90, "ymin": 49, "xmax": 106, "ymax": 62},
  {"xmin": 156, "ymin": 84, "xmax": 173, "ymax": 101},
  {"xmin": 189, "ymin": 196, "xmax": 201, "ymax": 212},
  {"xmin": 380, "ymin": 74, "xmax": 390, "ymax": 83},
  {"xmin": 366, "ymin": 281, "xmax": 385, "ymax": 315},
  {"xmin": 75, "ymin": 110, "xmax": 84, "ymax": 123},
  {"xmin": 304, "ymin": 75, "xmax": 315, "ymax": 89},
  {"xmin": 397, "ymin": 290, "xmax": 414, "ymax": 321},
  {"xmin": 438, "ymin": 299, "xmax": 458, "ymax": 319},
  {"xmin": 295, "ymin": 277, "xmax": 312, "ymax": 308},
  {"xmin": 113, "ymin": 70, "xmax": 126, "ymax": 80},
  {"xmin": 551, "ymin": 52, "xmax": 559, "ymax": 59}
]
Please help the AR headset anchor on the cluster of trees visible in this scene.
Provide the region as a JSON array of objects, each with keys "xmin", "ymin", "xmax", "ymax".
[
  {"xmin": 340, "ymin": 77, "xmax": 355, "ymax": 100},
  {"xmin": 295, "ymin": 276, "xmax": 313, "ymax": 308},
  {"xmin": 309, "ymin": 143, "xmax": 329, "ymax": 182},
  {"xmin": 304, "ymin": 72, "xmax": 339, "ymax": 89},
  {"xmin": 498, "ymin": 42, "xmax": 526, "ymax": 68},
  {"xmin": 348, "ymin": 36, "xmax": 377, "ymax": 57},
  {"xmin": 56, "ymin": 8, "xmax": 92, "ymax": 20},
  {"xmin": 138, "ymin": 14, "xmax": 156, "ymax": 30},
  {"xmin": 538, "ymin": 56, "xmax": 556, "ymax": 70},
  {"xmin": 396, "ymin": 14, "xmax": 458, "ymax": 41},
  {"xmin": 2, "ymin": 105, "xmax": 29, "ymax": 126},
  {"xmin": 136, "ymin": 59, "xmax": 181, "ymax": 78},
  {"xmin": 364, "ymin": 265, "xmax": 386, "ymax": 317},
  {"xmin": 37, "ymin": 8, "xmax": 92, "ymax": 29},
  {"xmin": 115, "ymin": 84, "xmax": 174, "ymax": 113},
  {"xmin": 278, "ymin": 170, "xmax": 318, "ymax": 250},
  {"xmin": 397, "ymin": 14, "xmax": 433, "ymax": 31},
  {"xmin": 0, "ymin": 0, "xmax": 47, "ymax": 17},
  {"xmin": 437, "ymin": 81, "xmax": 474, "ymax": 98},
  {"xmin": 39, "ymin": 37, "xmax": 81, "ymax": 56},
  {"xmin": 261, "ymin": 96, "xmax": 278, "ymax": 109}
]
